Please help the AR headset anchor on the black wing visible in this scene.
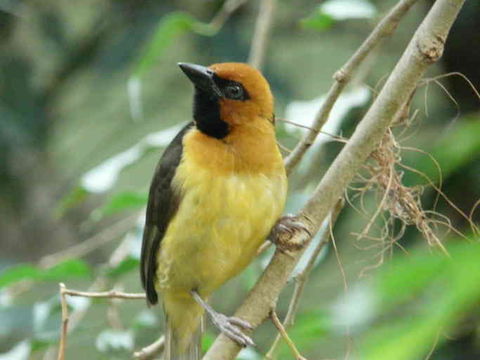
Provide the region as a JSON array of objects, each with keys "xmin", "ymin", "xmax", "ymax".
[{"xmin": 140, "ymin": 122, "xmax": 193, "ymax": 305}]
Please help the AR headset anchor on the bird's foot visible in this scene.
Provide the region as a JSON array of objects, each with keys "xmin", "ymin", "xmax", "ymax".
[
  {"xmin": 269, "ymin": 215, "xmax": 312, "ymax": 252},
  {"xmin": 210, "ymin": 312, "xmax": 254, "ymax": 347},
  {"xmin": 190, "ymin": 290, "xmax": 254, "ymax": 347}
]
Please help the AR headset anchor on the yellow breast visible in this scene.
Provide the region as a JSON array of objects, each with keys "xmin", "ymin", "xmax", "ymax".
[{"xmin": 156, "ymin": 122, "xmax": 286, "ymax": 296}]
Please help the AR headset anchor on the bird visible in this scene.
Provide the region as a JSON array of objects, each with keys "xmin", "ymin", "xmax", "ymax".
[{"xmin": 140, "ymin": 62, "xmax": 288, "ymax": 360}]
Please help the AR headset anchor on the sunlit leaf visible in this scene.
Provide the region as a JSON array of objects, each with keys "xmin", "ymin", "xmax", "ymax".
[
  {"xmin": 284, "ymin": 86, "xmax": 370, "ymax": 172},
  {"xmin": 238, "ymin": 347, "xmax": 262, "ymax": 360},
  {"xmin": 331, "ymin": 284, "xmax": 375, "ymax": 330},
  {"xmin": 0, "ymin": 260, "xmax": 91, "ymax": 289},
  {"xmin": 321, "ymin": 0, "xmax": 376, "ymax": 21},
  {"xmin": 96, "ymin": 329, "xmax": 134, "ymax": 353},
  {"xmin": 80, "ymin": 124, "xmax": 183, "ymax": 194},
  {"xmin": 301, "ymin": 0, "xmax": 376, "ymax": 30},
  {"xmin": 301, "ymin": 12, "xmax": 334, "ymax": 31},
  {"xmin": 134, "ymin": 309, "xmax": 158, "ymax": 329},
  {"xmin": 0, "ymin": 341, "xmax": 31, "ymax": 360}
]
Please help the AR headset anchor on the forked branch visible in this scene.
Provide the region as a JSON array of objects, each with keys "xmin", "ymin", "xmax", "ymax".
[{"xmin": 203, "ymin": 0, "xmax": 465, "ymax": 359}]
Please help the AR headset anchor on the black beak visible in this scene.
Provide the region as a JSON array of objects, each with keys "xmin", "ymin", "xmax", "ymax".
[{"xmin": 178, "ymin": 62, "xmax": 222, "ymax": 97}]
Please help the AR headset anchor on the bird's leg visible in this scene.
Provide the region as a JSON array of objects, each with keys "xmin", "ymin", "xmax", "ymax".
[
  {"xmin": 191, "ymin": 290, "xmax": 254, "ymax": 347},
  {"xmin": 269, "ymin": 214, "xmax": 312, "ymax": 252}
]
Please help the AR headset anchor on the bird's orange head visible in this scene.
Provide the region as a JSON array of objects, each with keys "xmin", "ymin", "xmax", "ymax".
[{"xmin": 178, "ymin": 62, "xmax": 274, "ymax": 139}]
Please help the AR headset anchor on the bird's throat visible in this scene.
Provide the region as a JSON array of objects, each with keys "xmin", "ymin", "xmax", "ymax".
[{"xmin": 193, "ymin": 89, "xmax": 230, "ymax": 139}]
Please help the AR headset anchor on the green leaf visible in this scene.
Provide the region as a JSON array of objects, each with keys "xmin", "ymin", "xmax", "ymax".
[
  {"xmin": 201, "ymin": 332, "xmax": 215, "ymax": 352},
  {"xmin": 133, "ymin": 12, "xmax": 199, "ymax": 78},
  {"xmin": 301, "ymin": 12, "xmax": 334, "ymax": 31},
  {"xmin": 0, "ymin": 340, "xmax": 31, "ymax": 360},
  {"xmin": 55, "ymin": 187, "xmax": 88, "ymax": 217},
  {"xmin": 0, "ymin": 260, "xmax": 91, "ymax": 289},
  {"xmin": 404, "ymin": 116, "xmax": 480, "ymax": 185},
  {"xmin": 107, "ymin": 257, "xmax": 139, "ymax": 279},
  {"xmin": 301, "ymin": 0, "xmax": 377, "ymax": 31},
  {"xmin": 94, "ymin": 191, "xmax": 147, "ymax": 219},
  {"xmin": 431, "ymin": 118, "xmax": 480, "ymax": 178},
  {"xmin": 374, "ymin": 251, "xmax": 446, "ymax": 311},
  {"xmin": 96, "ymin": 329, "xmax": 134, "ymax": 353},
  {"xmin": 360, "ymin": 240, "xmax": 480, "ymax": 360},
  {"xmin": 288, "ymin": 309, "xmax": 330, "ymax": 350}
]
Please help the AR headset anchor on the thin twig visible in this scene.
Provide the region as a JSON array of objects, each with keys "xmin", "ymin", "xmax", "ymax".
[
  {"xmin": 62, "ymin": 288, "xmax": 146, "ymax": 300},
  {"xmin": 53, "ymin": 284, "xmax": 145, "ymax": 360},
  {"xmin": 256, "ymin": 240, "xmax": 272, "ymax": 255},
  {"xmin": 57, "ymin": 283, "xmax": 68, "ymax": 360},
  {"xmin": 134, "ymin": 336, "xmax": 166, "ymax": 360},
  {"xmin": 5, "ymin": 214, "xmax": 139, "ymax": 303},
  {"xmin": 277, "ymin": 118, "xmax": 348, "ymax": 143},
  {"xmin": 209, "ymin": 0, "xmax": 248, "ymax": 32},
  {"xmin": 269, "ymin": 310, "xmax": 307, "ymax": 360},
  {"xmin": 265, "ymin": 200, "xmax": 344, "ymax": 360},
  {"xmin": 46, "ymin": 235, "xmax": 136, "ymax": 360},
  {"xmin": 284, "ymin": 0, "xmax": 420, "ymax": 174},
  {"xmin": 248, "ymin": 0, "xmax": 277, "ymax": 69}
]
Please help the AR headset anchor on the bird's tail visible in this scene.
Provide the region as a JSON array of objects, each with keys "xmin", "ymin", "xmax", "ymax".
[{"xmin": 163, "ymin": 293, "xmax": 203, "ymax": 360}]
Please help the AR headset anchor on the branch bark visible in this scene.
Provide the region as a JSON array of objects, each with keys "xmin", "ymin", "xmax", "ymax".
[
  {"xmin": 55, "ymin": 284, "xmax": 146, "ymax": 360},
  {"xmin": 61, "ymin": 288, "xmax": 146, "ymax": 300},
  {"xmin": 133, "ymin": 336, "xmax": 165, "ymax": 360},
  {"xmin": 265, "ymin": 200, "xmax": 344, "ymax": 360},
  {"xmin": 203, "ymin": 0, "xmax": 465, "ymax": 359}
]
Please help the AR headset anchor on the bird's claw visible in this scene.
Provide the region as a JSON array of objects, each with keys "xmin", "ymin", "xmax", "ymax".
[
  {"xmin": 211, "ymin": 313, "xmax": 255, "ymax": 347},
  {"xmin": 269, "ymin": 215, "xmax": 311, "ymax": 252}
]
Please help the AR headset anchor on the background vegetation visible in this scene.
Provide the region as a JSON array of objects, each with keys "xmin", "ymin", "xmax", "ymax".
[{"xmin": 0, "ymin": 0, "xmax": 479, "ymax": 359}]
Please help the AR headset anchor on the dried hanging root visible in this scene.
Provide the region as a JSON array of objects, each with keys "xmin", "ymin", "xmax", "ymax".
[
  {"xmin": 368, "ymin": 130, "xmax": 448, "ymax": 254},
  {"xmin": 349, "ymin": 91, "xmax": 453, "ymax": 266}
]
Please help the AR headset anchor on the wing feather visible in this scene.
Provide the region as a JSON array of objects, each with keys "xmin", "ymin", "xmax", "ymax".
[{"xmin": 140, "ymin": 122, "xmax": 193, "ymax": 305}]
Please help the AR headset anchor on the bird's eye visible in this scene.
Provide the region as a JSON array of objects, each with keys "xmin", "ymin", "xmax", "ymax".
[{"xmin": 224, "ymin": 84, "xmax": 244, "ymax": 100}]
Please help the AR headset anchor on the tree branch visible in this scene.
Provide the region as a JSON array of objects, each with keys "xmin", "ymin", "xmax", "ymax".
[
  {"xmin": 265, "ymin": 200, "xmax": 344, "ymax": 360},
  {"xmin": 284, "ymin": 0, "xmax": 420, "ymax": 174},
  {"xmin": 46, "ymin": 234, "xmax": 135, "ymax": 360},
  {"xmin": 248, "ymin": 0, "xmax": 277, "ymax": 69},
  {"xmin": 269, "ymin": 310, "xmax": 307, "ymax": 360},
  {"xmin": 133, "ymin": 336, "xmax": 165, "ymax": 360},
  {"xmin": 203, "ymin": 0, "xmax": 465, "ymax": 358},
  {"xmin": 55, "ymin": 284, "xmax": 146, "ymax": 360},
  {"xmin": 57, "ymin": 284, "xmax": 68, "ymax": 360},
  {"xmin": 61, "ymin": 288, "xmax": 146, "ymax": 300},
  {"xmin": 208, "ymin": 0, "xmax": 248, "ymax": 33}
]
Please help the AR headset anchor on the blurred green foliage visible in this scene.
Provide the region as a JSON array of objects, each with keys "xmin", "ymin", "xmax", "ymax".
[
  {"xmin": 94, "ymin": 191, "xmax": 147, "ymax": 219},
  {"xmin": 0, "ymin": 0, "xmax": 479, "ymax": 359},
  {"xmin": 0, "ymin": 260, "xmax": 91, "ymax": 289},
  {"xmin": 362, "ymin": 240, "xmax": 480, "ymax": 360}
]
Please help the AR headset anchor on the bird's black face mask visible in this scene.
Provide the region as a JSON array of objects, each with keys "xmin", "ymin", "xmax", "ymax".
[{"xmin": 178, "ymin": 62, "xmax": 237, "ymax": 139}]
